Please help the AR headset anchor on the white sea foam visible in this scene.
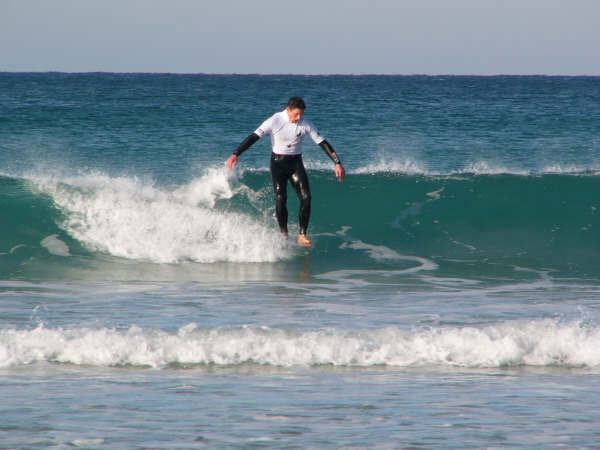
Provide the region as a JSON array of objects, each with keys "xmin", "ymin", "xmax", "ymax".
[
  {"xmin": 2, "ymin": 320, "xmax": 599, "ymax": 369},
  {"xmin": 352, "ymin": 155, "xmax": 429, "ymax": 175},
  {"xmin": 29, "ymin": 169, "xmax": 291, "ymax": 263},
  {"xmin": 321, "ymin": 227, "xmax": 438, "ymax": 274},
  {"xmin": 456, "ymin": 161, "xmax": 528, "ymax": 176},
  {"xmin": 40, "ymin": 234, "xmax": 71, "ymax": 257},
  {"xmin": 71, "ymin": 439, "xmax": 104, "ymax": 447},
  {"xmin": 338, "ymin": 241, "xmax": 437, "ymax": 271},
  {"xmin": 539, "ymin": 163, "xmax": 599, "ymax": 175},
  {"xmin": 426, "ymin": 186, "xmax": 444, "ymax": 200},
  {"xmin": 343, "ymin": 156, "xmax": 599, "ymax": 177},
  {"xmin": 9, "ymin": 244, "xmax": 26, "ymax": 254},
  {"xmin": 204, "ymin": 160, "xmax": 598, "ymax": 177}
]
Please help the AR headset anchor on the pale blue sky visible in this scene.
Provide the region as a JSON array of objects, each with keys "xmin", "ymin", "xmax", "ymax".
[{"xmin": 2, "ymin": 0, "xmax": 599, "ymax": 74}]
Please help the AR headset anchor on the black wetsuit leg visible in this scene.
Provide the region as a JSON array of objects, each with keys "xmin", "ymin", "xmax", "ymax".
[
  {"xmin": 270, "ymin": 153, "xmax": 311, "ymax": 235},
  {"xmin": 290, "ymin": 157, "xmax": 311, "ymax": 235}
]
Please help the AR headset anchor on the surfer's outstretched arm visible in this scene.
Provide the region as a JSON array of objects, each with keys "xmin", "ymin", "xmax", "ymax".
[
  {"xmin": 319, "ymin": 140, "xmax": 345, "ymax": 181},
  {"xmin": 227, "ymin": 133, "xmax": 260, "ymax": 169}
]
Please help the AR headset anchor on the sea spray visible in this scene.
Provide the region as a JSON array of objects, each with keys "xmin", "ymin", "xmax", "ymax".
[{"xmin": 29, "ymin": 170, "xmax": 292, "ymax": 263}]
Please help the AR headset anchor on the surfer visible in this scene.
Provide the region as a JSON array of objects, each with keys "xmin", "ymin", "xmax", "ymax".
[{"xmin": 227, "ymin": 97, "xmax": 345, "ymax": 246}]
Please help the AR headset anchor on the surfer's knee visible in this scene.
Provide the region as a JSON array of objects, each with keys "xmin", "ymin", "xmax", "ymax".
[{"xmin": 273, "ymin": 181, "xmax": 286, "ymax": 199}]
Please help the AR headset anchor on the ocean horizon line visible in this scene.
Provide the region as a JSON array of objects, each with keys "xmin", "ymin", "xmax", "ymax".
[{"xmin": 2, "ymin": 70, "xmax": 599, "ymax": 78}]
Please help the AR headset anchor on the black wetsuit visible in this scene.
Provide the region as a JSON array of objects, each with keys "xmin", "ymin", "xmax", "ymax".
[{"xmin": 270, "ymin": 153, "xmax": 311, "ymax": 235}]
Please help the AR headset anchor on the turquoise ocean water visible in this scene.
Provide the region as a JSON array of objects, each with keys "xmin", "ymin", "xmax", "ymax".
[{"xmin": 1, "ymin": 73, "xmax": 600, "ymax": 447}]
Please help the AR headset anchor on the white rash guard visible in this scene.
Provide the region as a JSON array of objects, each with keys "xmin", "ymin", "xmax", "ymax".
[{"xmin": 254, "ymin": 110, "xmax": 325, "ymax": 156}]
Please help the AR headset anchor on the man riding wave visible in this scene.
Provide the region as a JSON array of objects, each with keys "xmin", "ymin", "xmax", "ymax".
[{"xmin": 227, "ymin": 97, "xmax": 345, "ymax": 246}]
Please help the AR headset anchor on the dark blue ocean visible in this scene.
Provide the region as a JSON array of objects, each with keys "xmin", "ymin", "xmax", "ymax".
[{"xmin": 1, "ymin": 73, "xmax": 600, "ymax": 448}]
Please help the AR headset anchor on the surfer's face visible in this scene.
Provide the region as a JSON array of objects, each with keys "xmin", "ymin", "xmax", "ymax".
[{"xmin": 286, "ymin": 107, "xmax": 304, "ymax": 123}]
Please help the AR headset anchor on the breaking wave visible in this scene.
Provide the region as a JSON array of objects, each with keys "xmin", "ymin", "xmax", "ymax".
[{"xmin": 2, "ymin": 320, "xmax": 599, "ymax": 369}]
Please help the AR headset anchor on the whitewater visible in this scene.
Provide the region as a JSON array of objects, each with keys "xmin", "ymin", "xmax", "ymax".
[
  {"xmin": 3, "ymin": 319, "xmax": 600, "ymax": 369},
  {"xmin": 1, "ymin": 73, "xmax": 600, "ymax": 448}
]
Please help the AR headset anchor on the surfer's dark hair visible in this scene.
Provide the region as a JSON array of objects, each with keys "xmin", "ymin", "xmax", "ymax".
[{"xmin": 287, "ymin": 97, "xmax": 306, "ymax": 110}]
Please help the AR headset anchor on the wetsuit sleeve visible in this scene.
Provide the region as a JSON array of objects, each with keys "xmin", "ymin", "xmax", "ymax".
[
  {"xmin": 233, "ymin": 133, "xmax": 260, "ymax": 156},
  {"xmin": 319, "ymin": 140, "xmax": 341, "ymax": 165}
]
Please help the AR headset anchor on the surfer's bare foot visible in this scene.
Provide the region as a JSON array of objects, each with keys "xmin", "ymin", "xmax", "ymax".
[
  {"xmin": 282, "ymin": 232, "xmax": 288, "ymax": 238},
  {"xmin": 297, "ymin": 234, "xmax": 312, "ymax": 246}
]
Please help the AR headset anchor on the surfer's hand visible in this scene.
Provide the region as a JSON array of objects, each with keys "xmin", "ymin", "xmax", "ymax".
[
  {"xmin": 227, "ymin": 154, "xmax": 238, "ymax": 169},
  {"xmin": 335, "ymin": 163, "xmax": 345, "ymax": 181}
]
